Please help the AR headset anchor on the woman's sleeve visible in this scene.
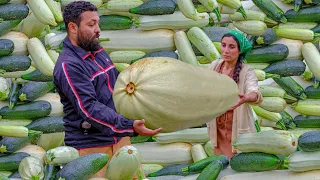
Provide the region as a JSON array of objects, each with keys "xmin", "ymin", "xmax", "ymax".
[{"xmin": 244, "ymin": 68, "xmax": 263, "ymax": 105}]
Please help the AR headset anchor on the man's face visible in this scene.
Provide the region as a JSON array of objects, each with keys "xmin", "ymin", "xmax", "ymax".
[{"xmin": 77, "ymin": 11, "xmax": 101, "ymax": 52}]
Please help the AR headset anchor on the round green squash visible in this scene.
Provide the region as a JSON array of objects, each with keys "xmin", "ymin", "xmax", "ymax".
[{"xmin": 113, "ymin": 57, "xmax": 239, "ymax": 132}]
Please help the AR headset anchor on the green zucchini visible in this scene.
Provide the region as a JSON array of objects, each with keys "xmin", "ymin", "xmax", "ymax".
[
  {"xmin": 0, "ymin": 100, "xmax": 52, "ymax": 120},
  {"xmin": 148, "ymin": 164, "xmax": 196, "ymax": 177},
  {"xmin": 0, "ymin": 0, "xmax": 9, "ymax": 5},
  {"xmin": 8, "ymin": 82, "xmax": 21, "ymax": 109},
  {"xmin": 280, "ymin": 111, "xmax": 296, "ymax": 129},
  {"xmin": 196, "ymin": 160, "xmax": 223, "ymax": 180},
  {"xmin": 8, "ymin": 171, "xmax": 21, "ymax": 178},
  {"xmin": 0, "ymin": 171, "xmax": 12, "ymax": 177},
  {"xmin": 0, "ymin": 39, "xmax": 14, "ymax": 58},
  {"xmin": 21, "ymin": 69, "xmax": 53, "ymax": 82},
  {"xmin": 0, "ymin": 4, "xmax": 29, "ymax": 21},
  {"xmin": 44, "ymin": 164, "xmax": 59, "ymax": 180},
  {"xmin": 0, "ymin": 20, "xmax": 22, "ymax": 37},
  {"xmin": 201, "ymin": 27, "xmax": 232, "ymax": 42},
  {"xmin": 0, "ymin": 131, "xmax": 42, "ymax": 153},
  {"xmin": 298, "ymin": 130, "xmax": 320, "ymax": 152},
  {"xmin": 255, "ymin": 28, "xmax": 280, "ymax": 46},
  {"xmin": 230, "ymin": 152, "xmax": 282, "ymax": 172},
  {"xmin": 285, "ymin": 5, "xmax": 320, "ymax": 22},
  {"xmin": 19, "ymin": 81, "xmax": 55, "ymax": 102},
  {"xmin": 273, "ymin": 77, "xmax": 307, "ymax": 100},
  {"xmin": 245, "ymin": 44, "xmax": 289, "ymax": 63},
  {"xmin": 26, "ymin": 116, "xmax": 64, "ymax": 133},
  {"xmin": 0, "ymin": 55, "xmax": 31, "ymax": 72},
  {"xmin": 99, "ymin": 15, "xmax": 133, "ymax": 30},
  {"xmin": 182, "ymin": 155, "xmax": 229, "ymax": 173},
  {"xmin": 252, "ymin": 0, "xmax": 287, "ymax": 23},
  {"xmin": 305, "ymin": 85, "xmax": 320, "ymax": 99},
  {"xmin": 263, "ymin": 59, "xmax": 306, "ymax": 77},
  {"xmin": 0, "ymin": 152, "xmax": 30, "ymax": 171},
  {"xmin": 130, "ymin": 135, "xmax": 154, "ymax": 144},
  {"xmin": 294, "ymin": 115, "xmax": 320, "ymax": 128},
  {"xmin": 129, "ymin": 0, "xmax": 176, "ymax": 15},
  {"xmin": 55, "ymin": 153, "xmax": 109, "ymax": 180},
  {"xmin": 311, "ymin": 24, "xmax": 320, "ymax": 33}
]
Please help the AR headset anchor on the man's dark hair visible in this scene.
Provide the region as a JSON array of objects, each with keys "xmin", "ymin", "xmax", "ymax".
[{"xmin": 63, "ymin": 1, "xmax": 97, "ymax": 30}]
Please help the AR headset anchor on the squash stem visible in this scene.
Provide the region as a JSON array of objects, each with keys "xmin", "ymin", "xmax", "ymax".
[
  {"xmin": 28, "ymin": 130, "xmax": 43, "ymax": 137},
  {"xmin": 126, "ymin": 82, "xmax": 135, "ymax": 94},
  {"xmin": 98, "ymin": 38, "xmax": 110, "ymax": 42},
  {"xmin": 282, "ymin": 157, "xmax": 290, "ymax": 169},
  {"xmin": 299, "ymin": 93, "xmax": 307, "ymax": 100},
  {"xmin": 265, "ymin": 73, "xmax": 280, "ymax": 79},
  {"xmin": 237, "ymin": 7, "xmax": 247, "ymax": 20},
  {"xmin": 264, "ymin": 17, "xmax": 278, "ymax": 25},
  {"xmin": 256, "ymin": 37, "xmax": 264, "ymax": 45},
  {"xmin": 276, "ymin": 119, "xmax": 287, "ymax": 130},
  {"xmin": 19, "ymin": 93, "xmax": 27, "ymax": 102},
  {"xmin": 283, "ymin": 94, "xmax": 297, "ymax": 101},
  {"xmin": 181, "ymin": 167, "xmax": 188, "ymax": 172},
  {"xmin": 0, "ymin": 145, "xmax": 6, "ymax": 153}
]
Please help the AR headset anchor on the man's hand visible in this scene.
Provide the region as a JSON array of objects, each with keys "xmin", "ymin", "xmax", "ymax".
[{"xmin": 133, "ymin": 119, "xmax": 162, "ymax": 136}]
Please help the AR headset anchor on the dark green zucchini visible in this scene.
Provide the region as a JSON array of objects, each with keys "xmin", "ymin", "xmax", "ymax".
[
  {"xmin": 148, "ymin": 164, "xmax": 196, "ymax": 177},
  {"xmin": 245, "ymin": 44, "xmax": 289, "ymax": 63},
  {"xmin": 201, "ymin": 27, "xmax": 232, "ymax": 42},
  {"xmin": 19, "ymin": 81, "xmax": 55, "ymax": 102},
  {"xmin": 263, "ymin": 59, "xmax": 306, "ymax": 77},
  {"xmin": 21, "ymin": 69, "xmax": 53, "ymax": 82},
  {"xmin": 8, "ymin": 171, "xmax": 21, "ymax": 178},
  {"xmin": 298, "ymin": 130, "xmax": 320, "ymax": 152},
  {"xmin": 305, "ymin": 85, "xmax": 320, "ymax": 99},
  {"xmin": 0, "ymin": 152, "xmax": 30, "ymax": 171},
  {"xmin": 0, "ymin": 131, "xmax": 42, "ymax": 153},
  {"xmin": 8, "ymin": 82, "xmax": 21, "ymax": 109},
  {"xmin": 252, "ymin": 0, "xmax": 287, "ymax": 23},
  {"xmin": 230, "ymin": 152, "xmax": 282, "ymax": 172},
  {"xmin": 99, "ymin": 15, "xmax": 132, "ymax": 30},
  {"xmin": 273, "ymin": 77, "xmax": 307, "ymax": 100},
  {"xmin": 0, "ymin": 100, "xmax": 52, "ymax": 120},
  {"xmin": 196, "ymin": 160, "xmax": 223, "ymax": 180},
  {"xmin": 311, "ymin": 24, "xmax": 320, "ymax": 33},
  {"xmin": 280, "ymin": 111, "xmax": 296, "ymax": 129},
  {"xmin": 294, "ymin": 115, "xmax": 320, "ymax": 128},
  {"xmin": 0, "ymin": 20, "xmax": 21, "ymax": 37},
  {"xmin": 0, "ymin": 55, "xmax": 31, "ymax": 72},
  {"xmin": 130, "ymin": 135, "xmax": 154, "ymax": 144},
  {"xmin": 255, "ymin": 28, "xmax": 280, "ymax": 46},
  {"xmin": 129, "ymin": 0, "xmax": 176, "ymax": 15},
  {"xmin": 26, "ymin": 116, "xmax": 64, "ymax": 133},
  {"xmin": 44, "ymin": 164, "xmax": 60, "ymax": 180},
  {"xmin": 0, "ymin": 0, "xmax": 10, "ymax": 5},
  {"xmin": 0, "ymin": 39, "xmax": 14, "ymax": 57},
  {"xmin": 0, "ymin": 4, "xmax": 29, "ymax": 21},
  {"xmin": 182, "ymin": 155, "xmax": 229, "ymax": 173},
  {"xmin": 285, "ymin": 5, "xmax": 320, "ymax": 22}
]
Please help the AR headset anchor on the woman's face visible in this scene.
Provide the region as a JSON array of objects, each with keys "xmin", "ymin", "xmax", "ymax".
[{"xmin": 221, "ymin": 36, "xmax": 240, "ymax": 63}]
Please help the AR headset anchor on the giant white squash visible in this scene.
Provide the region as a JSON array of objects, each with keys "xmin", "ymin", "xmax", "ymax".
[{"xmin": 113, "ymin": 57, "xmax": 239, "ymax": 132}]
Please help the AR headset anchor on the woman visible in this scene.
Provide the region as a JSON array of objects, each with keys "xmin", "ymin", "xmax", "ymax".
[{"xmin": 207, "ymin": 30, "xmax": 263, "ymax": 159}]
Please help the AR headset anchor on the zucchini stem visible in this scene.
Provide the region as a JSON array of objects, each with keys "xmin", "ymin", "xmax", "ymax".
[
  {"xmin": 236, "ymin": 7, "xmax": 247, "ymax": 20},
  {"xmin": 283, "ymin": 94, "xmax": 298, "ymax": 101},
  {"xmin": 0, "ymin": 145, "xmax": 6, "ymax": 153},
  {"xmin": 264, "ymin": 17, "xmax": 278, "ymax": 25},
  {"xmin": 181, "ymin": 167, "xmax": 188, "ymax": 172},
  {"xmin": 98, "ymin": 38, "xmax": 110, "ymax": 42},
  {"xmin": 265, "ymin": 73, "xmax": 280, "ymax": 79},
  {"xmin": 213, "ymin": 8, "xmax": 221, "ymax": 22}
]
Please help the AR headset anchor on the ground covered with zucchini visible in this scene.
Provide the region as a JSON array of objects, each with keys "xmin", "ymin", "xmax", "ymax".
[{"xmin": 1, "ymin": 0, "xmax": 320, "ymax": 179}]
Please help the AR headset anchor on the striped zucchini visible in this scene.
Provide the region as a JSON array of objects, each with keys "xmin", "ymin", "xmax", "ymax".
[
  {"xmin": 174, "ymin": 30, "xmax": 198, "ymax": 66},
  {"xmin": 134, "ymin": 11, "xmax": 210, "ymax": 31},
  {"xmin": 232, "ymin": 20, "xmax": 267, "ymax": 36},
  {"xmin": 154, "ymin": 128, "xmax": 209, "ymax": 144},
  {"xmin": 27, "ymin": 37, "xmax": 57, "ymax": 76},
  {"xmin": 27, "ymin": 0, "xmax": 57, "ymax": 26},
  {"xmin": 252, "ymin": 0, "xmax": 287, "ymax": 23},
  {"xmin": 302, "ymin": 42, "xmax": 320, "ymax": 80},
  {"xmin": 100, "ymin": 29, "xmax": 176, "ymax": 53},
  {"xmin": 176, "ymin": 0, "xmax": 198, "ymax": 21},
  {"xmin": 278, "ymin": 22, "xmax": 318, "ymax": 30},
  {"xmin": 285, "ymin": 5, "xmax": 320, "ymax": 22},
  {"xmin": 287, "ymin": 151, "xmax": 320, "ymax": 172},
  {"xmin": 259, "ymin": 97, "xmax": 286, "ymax": 113},
  {"xmin": 230, "ymin": 152, "xmax": 282, "ymax": 172},
  {"xmin": 233, "ymin": 130, "xmax": 297, "ymax": 155},
  {"xmin": 187, "ymin": 27, "xmax": 221, "ymax": 62},
  {"xmin": 129, "ymin": 0, "xmax": 176, "ymax": 15},
  {"xmin": 292, "ymin": 99, "xmax": 320, "ymax": 116},
  {"xmin": 273, "ymin": 77, "xmax": 307, "ymax": 100},
  {"xmin": 275, "ymin": 28, "xmax": 320, "ymax": 41}
]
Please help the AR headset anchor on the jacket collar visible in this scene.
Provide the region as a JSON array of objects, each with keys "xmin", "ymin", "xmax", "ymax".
[{"xmin": 63, "ymin": 37, "xmax": 104, "ymax": 60}]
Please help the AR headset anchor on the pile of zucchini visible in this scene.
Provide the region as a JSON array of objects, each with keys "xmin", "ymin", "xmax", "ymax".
[{"xmin": 1, "ymin": 0, "xmax": 320, "ymax": 179}]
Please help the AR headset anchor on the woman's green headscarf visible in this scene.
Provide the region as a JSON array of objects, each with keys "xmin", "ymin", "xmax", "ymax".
[{"xmin": 223, "ymin": 30, "xmax": 252, "ymax": 60}]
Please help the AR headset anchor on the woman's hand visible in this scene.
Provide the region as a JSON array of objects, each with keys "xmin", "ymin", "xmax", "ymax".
[{"xmin": 229, "ymin": 92, "xmax": 258, "ymax": 110}]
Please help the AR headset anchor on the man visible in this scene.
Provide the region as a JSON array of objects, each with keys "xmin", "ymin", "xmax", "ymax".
[{"xmin": 53, "ymin": 1, "xmax": 162, "ymax": 178}]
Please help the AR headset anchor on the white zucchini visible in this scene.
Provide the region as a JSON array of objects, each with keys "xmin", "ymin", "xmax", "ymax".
[
  {"xmin": 20, "ymin": 11, "xmax": 46, "ymax": 38},
  {"xmin": 218, "ymin": 3, "xmax": 237, "ymax": 14},
  {"xmin": 191, "ymin": 144, "xmax": 208, "ymax": 162},
  {"xmin": 176, "ymin": 0, "xmax": 198, "ymax": 21},
  {"xmin": 198, "ymin": 0, "xmax": 219, "ymax": 12},
  {"xmin": 132, "ymin": 142, "xmax": 193, "ymax": 167},
  {"xmin": 27, "ymin": 0, "xmax": 57, "ymax": 26},
  {"xmin": 141, "ymin": 164, "xmax": 163, "ymax": 176},
  {"xmin": 272, "ymin": 38, "xmax": 303, "ymax": 60},
  {"xmin": 232, "ymin": 20, "xmax": 267, "ymax": 36},
  {"xmin": 103, "ymin": 0, "xmax": 143, "ymax": 12},
  {"xmin": 174, "ymin": 30, "xmax": 198, "ymax": 66},
  {"xmin": 46, "ymin": 146, "xmax": 79, "ymax": 166},
  {"xmin": 35, "ymin": 93, "xmax": 64, "ymax": 117},
  {"xmin": 109, "ymin": 51, "xmax": 146, "ymax": 63},
  {"xmin": 278, "ymin": 22, "xmax": 318, "ymax": 29},
  {"xmin": 16, "ymin": 145, "xmax": 46, "ymax": 164},
  {"xmin": 288, "ymin": 151, "xmax": 320, "ymax": 172},
  {"xmin": 27, "ymin": 37, "xmax": 55, "ymax": 76},
  {"xmin": 204, "ymin": 141, "xmax": 214, "ymax": 156},
  {"xmin": 259, "ymin": 97, "xmax": 287, "ymax": 113},
  {"xmin": 18, "ymin": 156, "xmax": 44, "ymax": 180},
  {"xmin": 0, "ymin": 31, "xmax": 29, "ymax": 56},
  {"xmin": 37, "ymin": 132, "xmax": 65, "ymax": 151},
  {"xmin": 155, "ymin": 127, "xmax": 209, "ymax": 144},
  {"xmin": 233, "ymin": 130, "xmax": 298, "ymax": 156},
  {"xmin": 0, "ymin": 66, "xmax": 36, "ymax": 78},
  {"xmin": 45, "ymin": 32, "xmax": 67, "ymax": 50},
  {"xmin": 302, "ymin": 42, "xmax": 320, "ymax": 80},
  {"xmin": 61, "ymin": 0, "xmax": 103, "ymax": 8},
  {"xmin": 47, "ymin": 49, "xmax": 59, "ymax": 64},
  {"xmin": 44, "ymin": 0, "xmax": 63, "ymax": 23},
  {"xmin": 100, "ymin": 29, "xmax": 176, "ymax": 53},
  {"xmin": 135, "ymin": 11, "xmax": 210, "ymax": 30}
]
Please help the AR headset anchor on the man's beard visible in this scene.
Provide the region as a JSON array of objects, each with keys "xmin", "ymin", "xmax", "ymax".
[{"xmin": 77, "ymin": 31, "xmax": 101, "ymax": 52}]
